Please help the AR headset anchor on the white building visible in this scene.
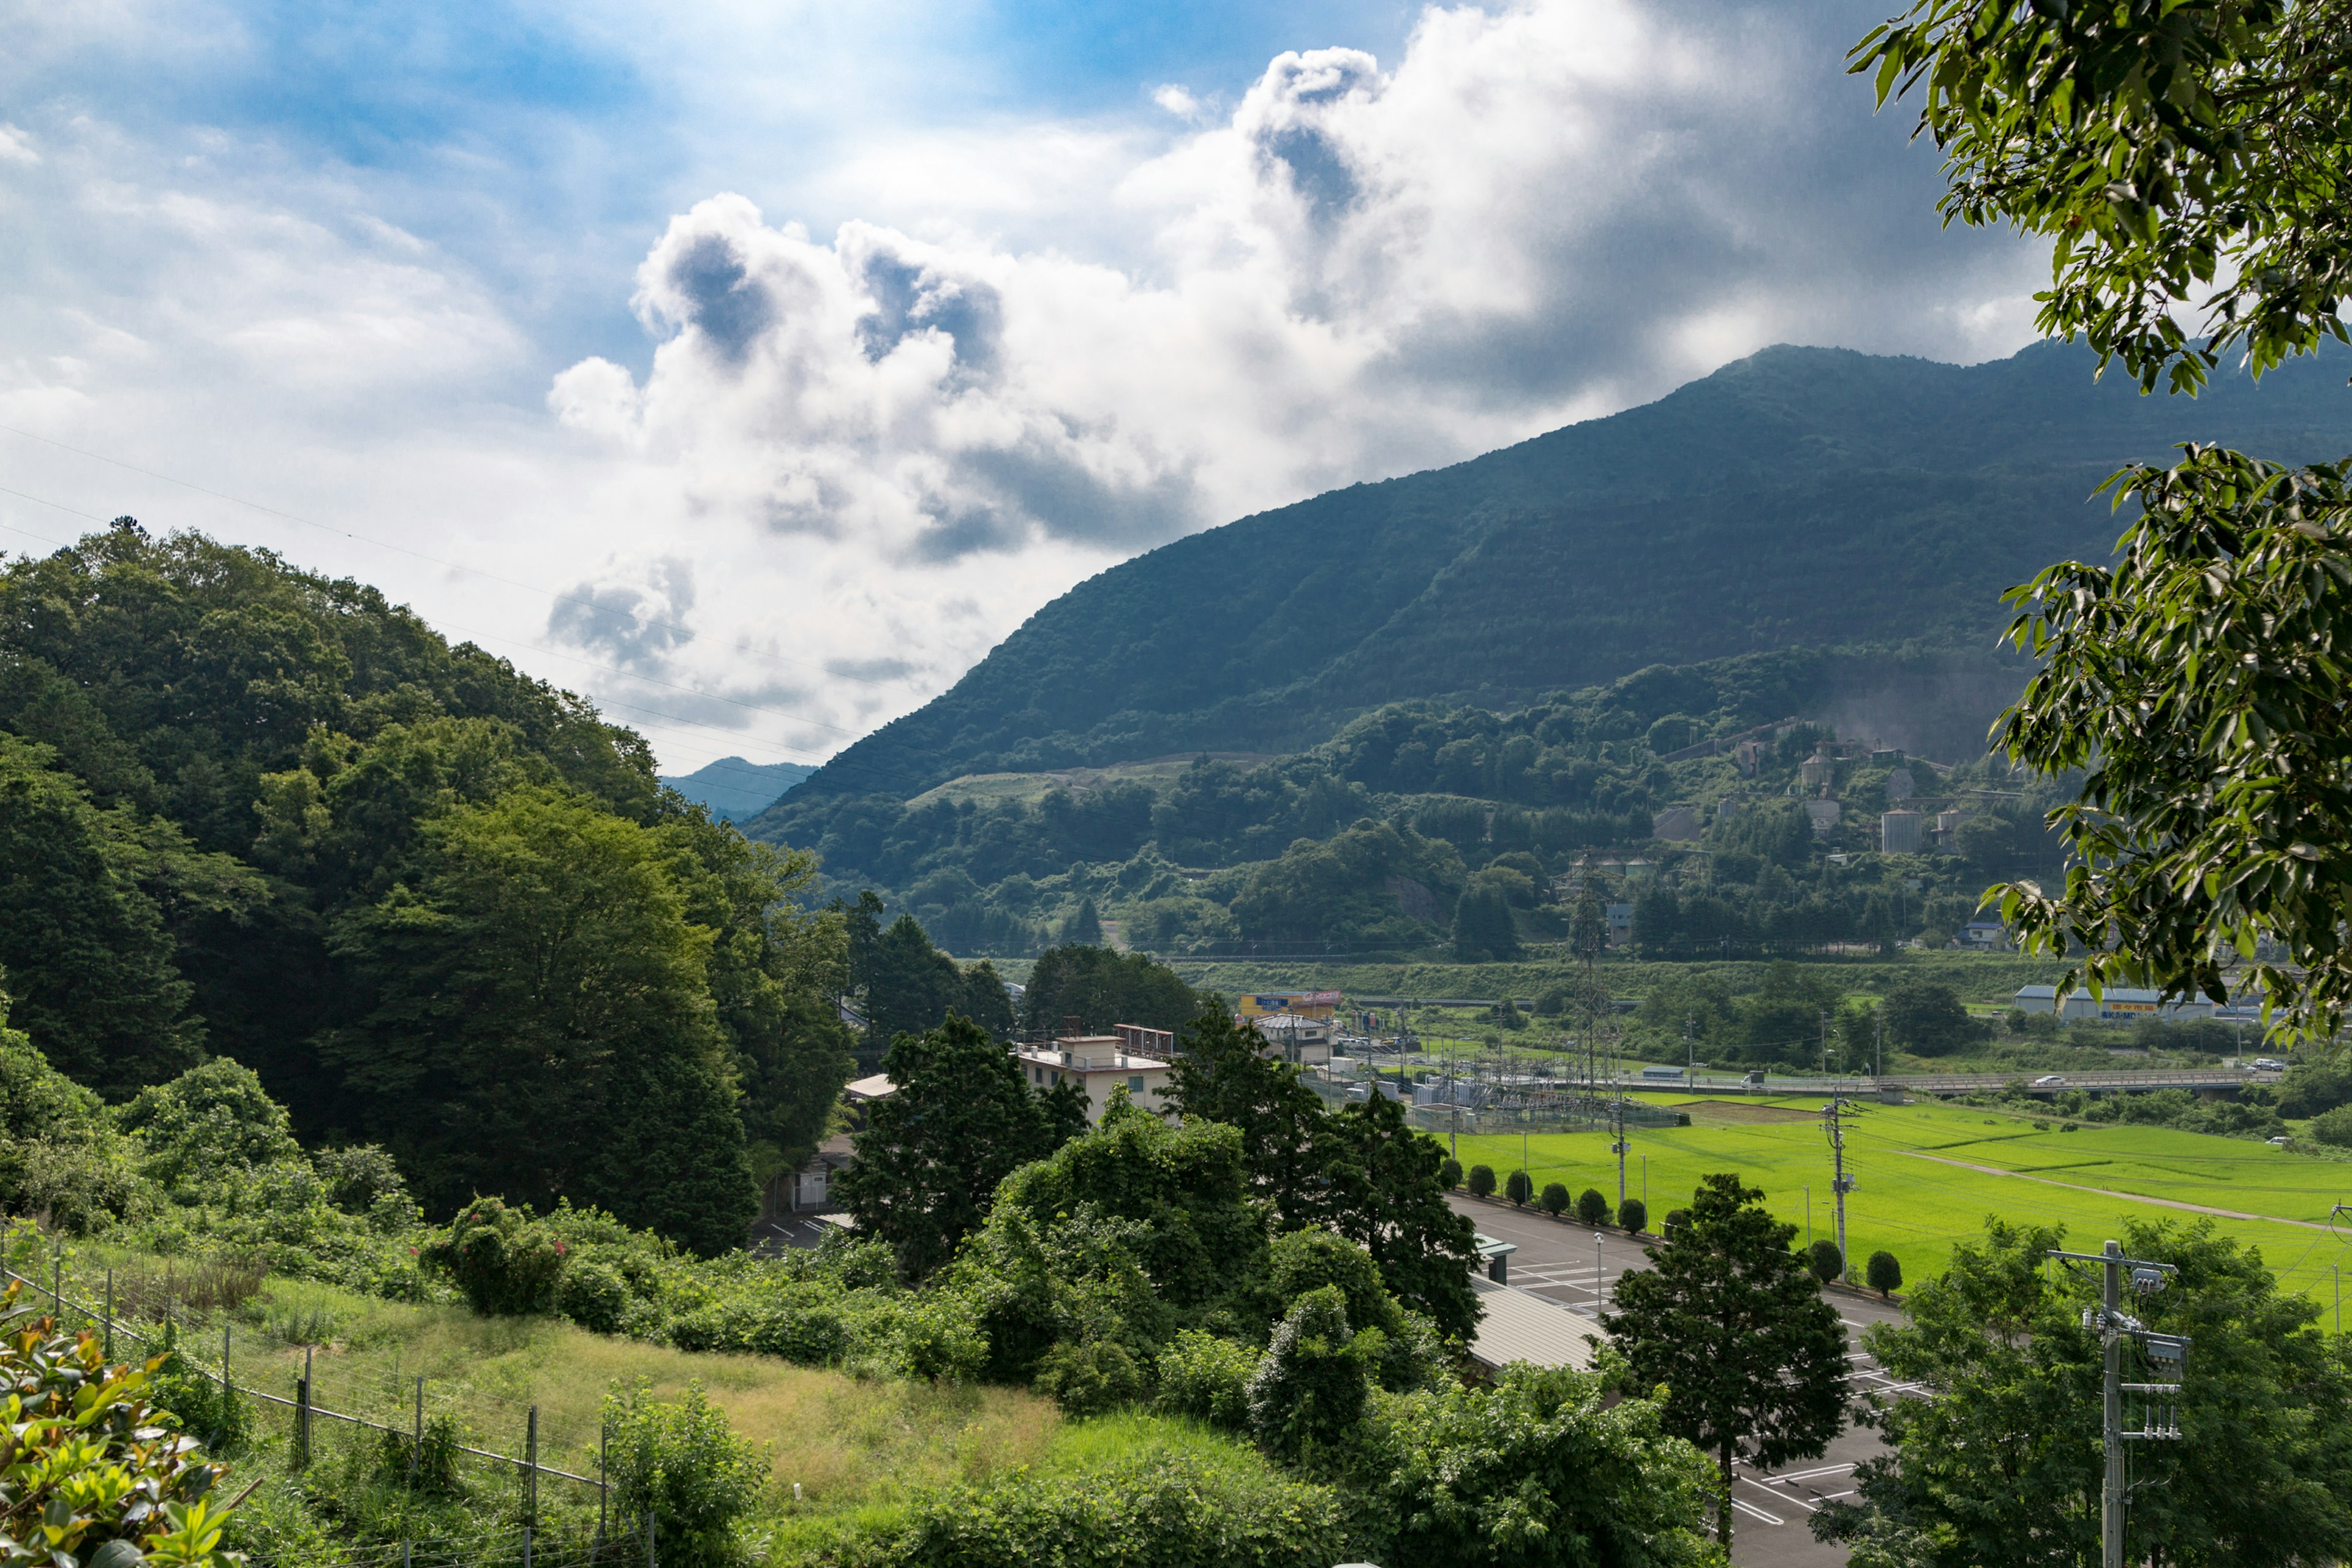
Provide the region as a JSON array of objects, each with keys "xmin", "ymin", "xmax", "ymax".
[
  {"xmin": 1805, "ymin": 799, "xmax": 1842, "ymax": 835},
  {"xmin": 2012, "ymin": 985, "xmax": 2215, "ymax": 1023},
  {"xmin": 1254, "ymin": 1012, "xmax": 1333, "ymax": 1065},
  {"xmin": 1016, "ymin": 1035, "xmax": 1175, "ymax": 1123}
]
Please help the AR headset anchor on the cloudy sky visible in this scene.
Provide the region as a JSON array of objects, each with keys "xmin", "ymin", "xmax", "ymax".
[{"xmin": 0, "ymin": 0, "xmax": 2046, "ymax": 780}]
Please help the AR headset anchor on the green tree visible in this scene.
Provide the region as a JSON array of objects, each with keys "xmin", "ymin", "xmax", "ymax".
[
  {"xmin": 1504, "ymin": 1169, "xmax": 1533, "ymax": 1206},
  {"xmin": 0, "ymin": 734, "xmax": 207, "ymax": 1095},
  {"xmin": 118, "ymin": 1058, "xmax": 302, "ymax": 1189},
  {"xmin": 1352, "ymin": 1363, "xmax": 1725, "ymax": 1568},
  {"xmin": 320, "ymin": 785, "xmax": 756, "ymax": 1254},
  {"xmin": 1606, "ymin": 1172, "xmax": 1850, "ymax": 1548},
  {"xmin": 1577, "ymin": 1188, "xmax": 1610, "ymax": 1227},
  {"xmin": 1314, "ymin": 1090, "xmax": 1481, "ymax": 1340},
  {"xmin": 1540, "ymin": 1182, "xmax": 1570, "ymax": 1217},
  {"xmin": 1853, "ymin": 3, "xmax": 2352, "ymax": 1038},
  {"xmin": 1817, "ymin": 1217, "xmax": 2352, "ymax": 1567},
  {"xmin": 1166, "ymin": 1011, "xmax": 1329, "ymax": 1226},
  {"xmin": 1467, "ymin": 1164, "xmax": 1496, "ymax": 1199},
  {"xmin": 1018, "ymin": 944, "xmax": 1209, "ymax": 1036},
  {"xmin": 1619, "ymin": 1197, "xmax": 1648, "ymax": 1234},
  {"xmin": 1880, "ymin": 978, "xmax": 1971, "ymax": 1059},
  {"xmin": 837, "ymin": 1012, "xmax": 1055, "ymax": 1280},
  {"xmin": 1807, "ymin": 1240, "xmax": 1844, "ymax": 1286},
  {"xmin": 1452, "ymin": 880, "xmax": 1520, "ymax": 962},
  {"xmin": 1060, "ymin": 897, "xmax": 1104, "ymax": 947},
  {"xmin": 1864, "ymin": 1250, "xmax": 1901, "ymax": 1297}
]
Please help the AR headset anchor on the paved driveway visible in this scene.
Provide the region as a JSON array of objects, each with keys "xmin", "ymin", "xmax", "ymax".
[{"xmin": 1451, "ymin": 1196, "xmax": 1913, "ymax": 1568}]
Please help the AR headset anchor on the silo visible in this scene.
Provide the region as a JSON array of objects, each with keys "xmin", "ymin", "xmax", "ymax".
[{"xmin": 1880, "ymin": 810, "xmax": 1923, "ymax": 854}]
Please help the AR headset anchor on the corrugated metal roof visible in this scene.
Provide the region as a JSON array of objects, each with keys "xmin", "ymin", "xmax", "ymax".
[{"xmin": 1468, "ymin": 1277, "xmax": 1612, "ymax": 1373}]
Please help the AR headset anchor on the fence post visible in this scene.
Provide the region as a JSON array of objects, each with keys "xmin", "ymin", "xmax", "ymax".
[
  {"xmin": 596, "ymin": 1422, "xmax": 608, "ymax": 1559},
  {"xmin": 646, "ymin": 1512, "xmax": 655, "ymax": 1568},
  {"xmin": 103, "ymin": 1268, "xmax": 113, "ymax": 1362},
  {"xmin": 51, "ymin": 1251, "xmax": 62, "ymax": 1326},
  {"xmin": 295, "ymin": 1346, "xmax": 312, "ymax": 1469},
  {"xmin": 410, "ymin": 1376, "xmax": 423, "ymax": 1488},
  {"xmin": 524, "ymin": 1403, "xmax": 539, "ymax": 1564},
  {"xmin": 221, "ymin": 1325, "xmax": 230, "ymax": 1404}
]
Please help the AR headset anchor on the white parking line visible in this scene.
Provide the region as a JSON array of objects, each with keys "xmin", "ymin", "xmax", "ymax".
[{"xmin": 1731, "ymin": 1498, "xmax": 1786, "ymax": 1525}]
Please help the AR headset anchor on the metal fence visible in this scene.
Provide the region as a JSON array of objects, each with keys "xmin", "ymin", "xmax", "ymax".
[{"xmin": 5, "ymin": 1262, "xmax": 671, "ymax": 1568}]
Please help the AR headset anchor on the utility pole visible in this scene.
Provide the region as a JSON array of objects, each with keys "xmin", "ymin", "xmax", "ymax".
[
  {"xmin": 2050, "ymin": 1240, "xmax": 2187, "ymax": 1568},
  {"xmin": 1822, "ymin": 1096, "xmax": 1855, "ymax": 1273},
  {"xmin": 1821, "ymin": 1008, "xmax": 1832, "ymax": 1078},
  {"xmin": 1874, "ymin": 1010, "xmax": 1883, "ymax": 1079}
]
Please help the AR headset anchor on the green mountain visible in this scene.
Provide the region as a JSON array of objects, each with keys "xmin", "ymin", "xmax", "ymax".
[
  {"xmin": 746, "ymin": 341, "xmax": 2352, "ymax": 960},
  {"xmin": 777, "ymin": 340, "xmax": 2352, "ymax": 804},
  {"xmin": 658, "ymin": 755, "xmax": 815, "ymax": 821}
]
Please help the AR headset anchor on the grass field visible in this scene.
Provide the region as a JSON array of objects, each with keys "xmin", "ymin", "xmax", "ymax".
[
  {"xmin": 38, "ymin": 1256, "xmax": 1286, "ymax": 1561},
  {"xmin": 1450, "ymin": 1096, "xmax": 2352, "ymax": 1316}
]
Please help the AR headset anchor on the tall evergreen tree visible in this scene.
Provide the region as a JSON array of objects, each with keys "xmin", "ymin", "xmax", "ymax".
[{"xmin": 1605, "ymin": 1172, "xmax": 1849, "ymax": 1548}]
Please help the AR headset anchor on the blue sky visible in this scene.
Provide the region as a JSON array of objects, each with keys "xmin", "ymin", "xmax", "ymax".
[{"xmin": 0, "ymin": 1, "xmax": 2050, "ymax": 774}]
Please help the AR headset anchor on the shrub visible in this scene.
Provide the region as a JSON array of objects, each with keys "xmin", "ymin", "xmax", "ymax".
[
  {"xmin": 889, "ymin": 1447, "xmax": 1348, "ymax": 1566},
  {"xmin": 1466, "ymin": 1164, "xmax": 1496, "ymax": 1199},
  {"xmin": 119, "ymin": 1058, "xmax": 303, "ymax": 1188},
  {"xmin": 2311, "ymin": 1105, "xmax": 2352, "ymax": 1148},
  {"xmin": 1155, "ymin": 1329, "xmax": 1258, "ymax": 1430},
  {"xmin": 554, "ymin": 1257, "xmax": 629, "ymax": 1334},
  {"xmin": 148, "ymin": 1321, "xmax": 249, "ymax": 1454},
  {"xmin": 1035, "ymin": 1338, "xmax": 1148, "ymax": 1416},
  {"xmin": 1269, "ymin": 1229, "xmax": 1389, "ymax": 1332},
  {"xmin": 1247, "ymin": 1287, "xmax": 1371, "ymax": 1464},
  {"xmin": 1438, "ymin": 1157, "xmax": 1463, "ymax": 1190},
  {"xmin": 419, "ymin": 1196, "xmax": 567, "ymax": 1316},
  {"xmin": 0, "ymin": 1284, "xmax": 233, "ymax": 1564},
  {"xmin": 1807, "ymin": 1240, "xmax": 1844, "ymax": 1284},
  {"xmin": 1504, "ymin": 1170, "xmax": 1533, "ymax": 1206},
  {"xmin": 1662, "ymin": 1207, "xmax": 1691, "ymax": 1240},
  {"xmin": 1576, "ymin": 1188, "xmax": 1610, "ymax": 1226},
  {"xmin": 1866, "ymin": 1250, "xmax": 1903, "ymax": 1297},
  {"xmin": 1539, "ymin": 1182, "xmax": 1570, "ymax": 1216},
  {"xmin": 374, "ymin": 1414, "xmax": 467, "ymax": 1499},
  {"xmin": 603, "ymin": 1381, "xmax": 767, "ymax": 1563},
  {"xmin": 1618, "ymin": 1197, "xmax": 1648, "ymax": 1234}
]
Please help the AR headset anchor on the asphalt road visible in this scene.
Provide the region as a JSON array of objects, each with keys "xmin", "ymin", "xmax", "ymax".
[{"xmin": 1452, "ymin": 1195, "xmax": 1915, "ymax": 1568}]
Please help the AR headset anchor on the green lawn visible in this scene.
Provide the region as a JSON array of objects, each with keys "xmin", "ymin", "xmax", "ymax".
[{"xmin": 1450, "ymin": 1098, "xmax": 2352, "ymax": 1316}]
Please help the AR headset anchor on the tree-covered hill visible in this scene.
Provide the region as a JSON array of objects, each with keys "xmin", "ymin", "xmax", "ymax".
[
  {"xmin": 0, "ymin": 522, "xmax": 858, "ymax": 1250},
  {"xmin": 774, "ymin": 339, "xmax": 2352, "ymax": 806}
]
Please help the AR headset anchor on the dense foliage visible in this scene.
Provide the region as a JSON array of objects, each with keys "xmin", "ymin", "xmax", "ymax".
[
  {"xmin": 1817, "ymin": 1217, "xmax": 2352, "ymax": 1567},
  {"xmin": 0, "ymin": 525, "xmax": 856, "ymax": 1248},
  {"xmin": 1857, "ymin": 2, "xmax": 2352, "ymax": 1041}
]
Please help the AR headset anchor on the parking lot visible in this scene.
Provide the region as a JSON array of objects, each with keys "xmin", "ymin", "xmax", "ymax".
[{"xmin": 1452, "ymin": 1196, "xmax": 1915, "ymax": 1567}]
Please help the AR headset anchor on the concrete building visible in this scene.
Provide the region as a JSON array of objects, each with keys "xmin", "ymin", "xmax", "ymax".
[
  {"xmin": 1800, "ymin": 750, "xmax": 1835, "ymax": 790},
  {"xmin": 1804, "ymin": 799, "xmax": 1842, "ymax": 834},
  {"xmin": 2012, "ymin": 985, "xmax": 2216, "ymax": 1023},
  {"xmin": 1880, "ymin": 809, "xmax": 1923, "ymax": 854},
  {"xmin": 1016, "ymin": 1035, "xmax": 1175, "ymax": 1122},
  {"xmin": 1253, "ymin": 1012, "xmax": 1333, "ymax": 1065},
  {"xmin": 1606, "ymin": 902, "xmax": 1634, "ymax": 944},
  {"xmin": 1733, "ymin": 739, "xmax": 1765, "ymax": 777},
  {"xmin": 1651, "ymin": 806, "xmax": 1702, "ymax": 842}
]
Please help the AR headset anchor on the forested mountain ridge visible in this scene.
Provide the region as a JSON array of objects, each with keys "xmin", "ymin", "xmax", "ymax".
[{"xmin": 777, "ymin": 339, "xmax": 2352, "ymax": 806}]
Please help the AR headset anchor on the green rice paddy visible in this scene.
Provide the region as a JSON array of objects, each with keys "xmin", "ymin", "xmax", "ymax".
[{"xmin": 1451, "ymin": 1096, "xmax": 2352, "ymax": 1317}]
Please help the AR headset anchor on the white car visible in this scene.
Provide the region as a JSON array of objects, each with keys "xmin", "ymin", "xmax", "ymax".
[
  {"xmin": 2268, "ymin": 1136, "xmax": 2293, "ymax": 1147},
  {"xmin": 2253, "ymin": 1058, "xmax": 2288, "ymax": 1072},
  {"xmin": 2032, "ymin": 1074, "xmax": 2067, "ymax": 1087}
]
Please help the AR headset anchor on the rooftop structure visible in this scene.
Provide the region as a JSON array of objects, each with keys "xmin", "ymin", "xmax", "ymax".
[{"xmin": 1016, "ymin": 1035, "xmax": 1174, "ymax": 1123}]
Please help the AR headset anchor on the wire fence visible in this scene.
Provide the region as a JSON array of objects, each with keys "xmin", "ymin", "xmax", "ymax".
[{"xmin": 2, "ymin": 1262, "xmax": 680, "ymax": 1568}]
